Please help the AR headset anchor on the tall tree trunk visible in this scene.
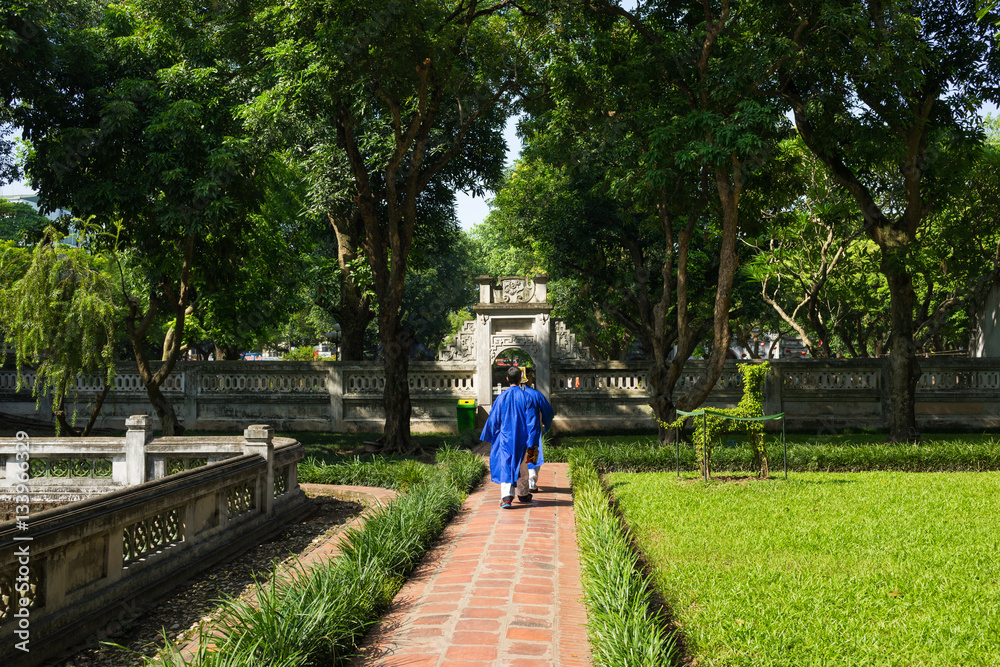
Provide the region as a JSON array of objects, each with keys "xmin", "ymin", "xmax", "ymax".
[
  {"xmin": 648, "ymin": 354, "xmax": 677, "ymax": 444},
  {"xmin": 338, "ymin": 279, "xmax": 370, "ymax": 360},
  {"xmin": 124, "ymin": 235, "xmax": 195, "ymax": 436},
  {"xmin": 54, "ymin": 392, "xmax": 79, "ymax": 437},
  {"xmin": 329, "ymin": 211, "xmax": 373, "ymax": 361},
  {"xmin": 379, "ymin": 314, "xmax": 415, "ymax": 454},
  {"xmin": 80, "ymin": 383, "xmax": 111, "ymax": 437},
  {"xmin": 678, "ymin": 166, "xmax": 741, "ymax": 411},
  {"xmin": 882, "ymin": 252, "xmax": 920, "ymax": 441}
]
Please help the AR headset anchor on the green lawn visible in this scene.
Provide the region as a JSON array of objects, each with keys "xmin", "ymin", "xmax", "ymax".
[
  {"xmin": 275, "ymin": 431, "xmax": 461, "ymax": 463},
  {"xmin": 606, "ymin": 471, "xmax": 1000, "ymax": 666}
]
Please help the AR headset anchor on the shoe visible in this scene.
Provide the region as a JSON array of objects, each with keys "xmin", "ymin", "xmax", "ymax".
[
  {"xmin": 517, "ymin": 493, "xmax": 533, "ymax": 503},
  {"xmin": 528, "ymin": 486, "xmax": 541, "ymax": 493},
  {"xmin": 500, "ymin": 496, "xmax": 514, "ymax": 509}
]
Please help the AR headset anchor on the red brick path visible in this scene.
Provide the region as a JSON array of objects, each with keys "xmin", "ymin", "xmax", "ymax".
[{"xmin": 354, "ymin": 462, "xmax": 591, "ymax": 666}]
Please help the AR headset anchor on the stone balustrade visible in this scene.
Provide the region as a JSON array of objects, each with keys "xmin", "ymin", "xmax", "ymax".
[
  {"xmin": 0, "ymin": 422, "xmax": 307, "ymax": 667},
  {"xmin": 3, "ymin": 358, "xmax": 1000, "ymax": 434}
]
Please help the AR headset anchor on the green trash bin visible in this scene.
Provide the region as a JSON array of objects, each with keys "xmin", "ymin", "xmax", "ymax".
[{"xmin": 457, "ymin": 399, "xmax": 477, "ymax": 433}]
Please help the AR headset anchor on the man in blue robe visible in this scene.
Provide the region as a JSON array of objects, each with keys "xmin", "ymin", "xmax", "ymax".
[
  {"xmin": 520, "ymin": 369, "xmax": 554, "ymax": 493},
  {"xmin": 480, "ymin": 366, "xmax": 537, "ymax": 508}
]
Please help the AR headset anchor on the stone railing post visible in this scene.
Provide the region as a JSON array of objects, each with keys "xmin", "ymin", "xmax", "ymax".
[
  {"xmin": 764, "ymin": 362, "xmax": 783, "ymax": 429},
  {"xmin": 183, "ymin": 364, "xmax": 199, "ymax": 431},
  {"xmin": 243, "ymin": 424, "xmax": 274, "ymax": 515},
  {"xmin": 329, "ymin": 364, "xmax": 344, "ymax": 432},
  {"xmin": 124, "ymin": 415, "xmax": 151, "ymax": 486},
  {"xmin": 878, "ymin": 357, "xmax": 892, "ymax": 424}
]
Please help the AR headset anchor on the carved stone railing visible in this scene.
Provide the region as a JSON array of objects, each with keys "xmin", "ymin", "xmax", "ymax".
[
  {"xmin": 0, "ymin": 423, "xmax": 307, "ymax": 667},
  {"xmin": 199, "ymin": 370, "xmax": 328, "ymax": 393},
  {"xmin": 551, "ymin": 364, "xmax": 650, "ymax": 393},
  {"xmin": 5, "ymin": 358, "xmax": 1000, "ymax": 434},
  {"xmin": 343, "ymin": 363, "xmax": 476, "ymax": 397}
]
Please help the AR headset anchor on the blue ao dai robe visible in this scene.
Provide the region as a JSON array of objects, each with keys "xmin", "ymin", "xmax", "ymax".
[
  {"xmin": 521, "ymin": 385, "xmax": 554, "ymax": 469},
  {"xmin": 480, "ymin": 385, "xmax": 537, "ymax": 485}
]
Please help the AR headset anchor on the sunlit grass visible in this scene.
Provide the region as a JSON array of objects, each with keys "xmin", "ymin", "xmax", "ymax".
[
  {"xmin": 606, "ymin": 471, "xmax": 1000, "ymax": 666},
  {"xmin": 545, "ymin": 435, "xmax": 1000, "ymax": 472}
]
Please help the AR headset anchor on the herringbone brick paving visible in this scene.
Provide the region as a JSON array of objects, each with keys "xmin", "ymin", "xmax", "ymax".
[{"xmin": 354, "ymin": 462, "xmax": 591, "ymax": 666}]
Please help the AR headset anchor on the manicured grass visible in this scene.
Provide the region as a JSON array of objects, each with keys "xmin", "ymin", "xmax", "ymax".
[
  {"xmin": 276, "ymin": 431, "xmax": 462, "ymax": 464},
  {"xmin": 606, "ymin": 470, "xmax": 1000, "ymax": 666},
  {"xmin": 544, "ymin": 435, "xmax": 1000, "ymax": 472}
]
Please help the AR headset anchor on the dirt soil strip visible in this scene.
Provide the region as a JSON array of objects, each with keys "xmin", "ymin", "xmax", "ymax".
[
  {"xmin": 50, "ymin": 485, "xmax": 395, "ymax": 667},
  {"xmin": 166, "ymin": 484, "xmax": 397, "ymax": 664}
]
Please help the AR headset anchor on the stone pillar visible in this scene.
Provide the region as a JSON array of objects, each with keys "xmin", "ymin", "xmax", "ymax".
[
  {"xmin": 243, "ymin": 424, "xmax": 274, "ymax": 516},
  {"xmin": 477, "ymin": 275, "xmax": 494, "ymax": 304},
  {"xmin": 329, "ymin": 365, "xmax": 344, "ymax": 432},
  {"xmin": 535, "ymin": 313, "xmax": 552, "ymax": 398},
  {"xmin": 183, "ymin": 364, "xmax": 198, "ymax": 430},
  {"xmin": 124, "ymin": 415, "xmax": 151, "ymax": 486},
  {"xmin": 476, "ymin": 314, "xmax": 493, "ymax": 412},
  {"xmin": 533, "ymin": 274, "xmax": 548, "ymax": 303}
]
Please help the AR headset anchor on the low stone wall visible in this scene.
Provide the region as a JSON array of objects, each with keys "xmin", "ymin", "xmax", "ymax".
[
  {"xmin": 0, "ymin": 423, "xmax": 308, "ymax": 667},
  {"xmin": 3, "ymin": 358, "xmax": 1000, "ymax": 434},
  {"xmin": 548, "ymin": 358, "xmax": 1000, "ymax": 432}
]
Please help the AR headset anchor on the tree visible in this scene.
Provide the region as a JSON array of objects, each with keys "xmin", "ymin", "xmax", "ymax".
[
  {"xmin": 246, "ymin": 0, "xmax": 535, "ymax": 453},
  {"xmin": 17, "ymin": 0, "xmax": 288, "ymax": 434},
  {"xmin": 472, "ymin": 210, "xmax": 639, "ymax": 361},
  {"xmin": 499, "ymin": 0, "xmax": 790, "ymax": 443},
  {"xmin": 0, "ymin": 230, "xmax": 121, "ymax": 435},
  {"xmin": 773, "ymin": 0, "xmax": 1000, "ymax": 439},
  {"xmin": 0, "ymin": 200, "xmax": 56, "ymax": 246}
]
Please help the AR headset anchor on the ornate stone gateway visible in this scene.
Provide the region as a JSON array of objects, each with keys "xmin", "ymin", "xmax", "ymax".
[{"xmin": 437, "ymin": 275, "xmax": 589, "ymax": 412}]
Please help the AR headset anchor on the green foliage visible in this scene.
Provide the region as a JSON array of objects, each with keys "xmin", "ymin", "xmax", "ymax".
[
  {"xmin": 0, "ymin": 200, "xmax": 56, "ymax": 246},
  {"xmin": 569, "ymin": 451, "xmax": 677, "ymax": 666},
  {"xmin": 0, "ymin": 230, "xmax": 121, "ymax": 429},
  {"xmin": 661, "ymin": 363, "xmax": 772, "ymax": 478},
  {"xmin": 281, "ymin": 346, "xmax": 317, "ymax": 361},
  {"xmin": 609, "ymin": 470, "xmax": 1000, "ymax": 666},
  {"xmin": 402, "ymin": 217, "xmax": 480, "ymax": 357},
  {"xmin": 298, "ymin": 445, "xmax": 485, "ymax": 494}
]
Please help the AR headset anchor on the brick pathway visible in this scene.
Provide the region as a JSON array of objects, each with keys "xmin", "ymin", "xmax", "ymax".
[{"xmin": 354, "ymin": 462, "xmax": 591, "ymax": 666}]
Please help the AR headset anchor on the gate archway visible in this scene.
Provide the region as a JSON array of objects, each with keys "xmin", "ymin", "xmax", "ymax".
[{"xmin": 438, "ymin": 275, "xmax": 590, "ymax": 417}]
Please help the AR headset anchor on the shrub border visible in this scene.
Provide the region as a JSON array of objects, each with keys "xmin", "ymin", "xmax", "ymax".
[
  {"xmin": 150, "ymin": 447, "xmax": 486, "ymax": 666},
  {"xmin": 569, "ymin": 450, "xmax": 679, "ymax": 667}
]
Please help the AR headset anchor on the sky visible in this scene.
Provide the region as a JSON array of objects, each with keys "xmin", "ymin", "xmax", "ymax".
[{"xmin": 454, "ymin": 115, "xmax": 521, "ymax": 232}]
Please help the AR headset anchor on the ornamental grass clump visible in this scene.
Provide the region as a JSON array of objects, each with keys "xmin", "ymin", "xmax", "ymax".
[
  {"xmin": 569, "ymin": 451, "xmax": 677, "ymax": 667},
  {"xmin": 152, "ymin": 449, "xmax": 485, "ymax": 666}
]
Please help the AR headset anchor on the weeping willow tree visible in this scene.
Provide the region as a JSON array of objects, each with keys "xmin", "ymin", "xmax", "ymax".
[{"xmin": 0, "ymin": 229, "xmax": 122, "ymax": 435}]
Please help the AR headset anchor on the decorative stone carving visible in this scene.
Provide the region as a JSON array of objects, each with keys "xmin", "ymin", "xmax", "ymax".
[
  {"xmin": 491, "ymin": 334, "xmax": 540, "ymax": 362},
  {"xmin": 492, "ymin": 277, "xmax": 536, "ymax": 303},
  {"xmin": 226, "ymin": 481, "xmax": 256, "ymax": 517},
  {"xmin": 200, "ymin": 372, "xmax": 326, "ymax": 393},
  {"xmin": 553, "ymin": 321, "xmax": 591, "ymax": 360},
  {"xmin": 438, "ymin": 320, "xmax": 477, "ymax": 361},
  {"xmin": 122, "ymin": 507, "xmax": 181, "ymax": 565}
]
